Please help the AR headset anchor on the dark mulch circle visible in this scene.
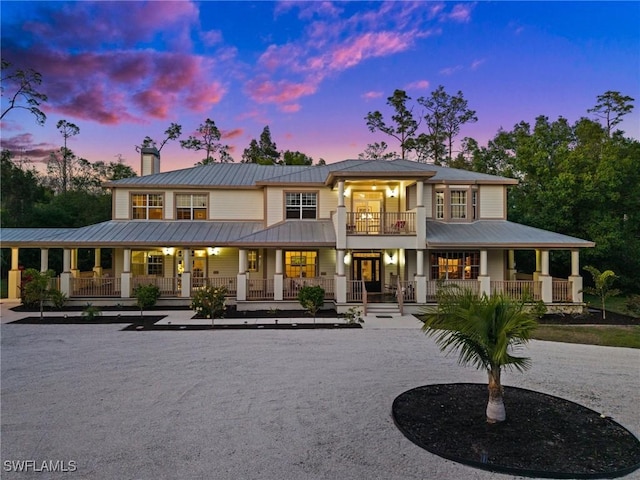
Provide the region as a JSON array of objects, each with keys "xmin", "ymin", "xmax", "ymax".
[
  {"xmin": 121, "ymin": 322, "xmax": 362, "ymax": 331},
  {"xmin": 392, "ymin": 383, "xmax": 640, "ymax": 479}
]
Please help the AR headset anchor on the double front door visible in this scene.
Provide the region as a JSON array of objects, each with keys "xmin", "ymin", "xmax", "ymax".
[{"xmin": 353, "ymin": 253, "xmax": 381, "ymax": 293}]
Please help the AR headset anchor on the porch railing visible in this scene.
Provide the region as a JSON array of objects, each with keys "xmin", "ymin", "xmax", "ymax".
[
  {"xmin": 192, "ymin": 277, "xmax": 237, "ymax": 296},
  {"xmin": 552, "ymin": 280, "xmax": 573, "ymax": 303},
  {"xmin": 398, "ymin": 280, "xmax": 416, "ymax": 303},
  {"xmin": 346, "ymin": 212, "xmax": 416, "ymax": 235},
  {"xmin": 70, "ymin": 276, "xmax": 121, "ymax": 297},
  {"xmin": 132, "ymin": 276, "xmax": 179, "ymax": 296},
  {"xmin": 347, "ymin": 280, "xmax": 364, "ymax": 302},
  {"xmin": 284, "ymin": 277, "xmax": 335, "ymax": 300},
  {"xmin": 247, "ymin": 278, "xmax": 274, "ymax": 300},
  {"xmin": 491, "ymin": 281, "xmax": 542, "ymax": 301},
  {"xmin": 426, "ymin": 279, "xmax": 480, "ymax": 301}
]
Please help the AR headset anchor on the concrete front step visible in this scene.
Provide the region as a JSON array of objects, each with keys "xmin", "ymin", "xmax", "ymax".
[{"xmin": 366, "ymin": 304, "xmax": 402, "ymax": 316}]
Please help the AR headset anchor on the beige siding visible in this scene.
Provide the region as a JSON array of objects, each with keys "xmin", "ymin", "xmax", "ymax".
[
  {"xmin": 165, "ymin": 193, "xmax": 174, "ymax": 220},
  {"xmin": 479, "ymin": 185, "xmax": 505, "ymax": 219},
  {"xmin": 319, "ymin": 188, "xmax": 338, "ymax": 219},
  {"xmin": 211, "ymin": 190, "xmax": 264, "ymax": 220},
  {"xmin": 424, "ymin": 184, "xmax": 433, "ymax": 218},
  {"xmin": 266, "ymin": 188, "xmax": 283, "ymax": 226},
  {"xmin": 318, "ymin": 248, "xmax": 336, "ymax": 276},
  {"xmin": 208, "ymin": 248, "xmax": 240, "ymax": 276},
  {"xmin": 488, "ymin": 250, "xmax": 504, "ymax": 280},
  {"xmin": 113, "ymin": 189, "xmax": 130, "ymax": 219}
]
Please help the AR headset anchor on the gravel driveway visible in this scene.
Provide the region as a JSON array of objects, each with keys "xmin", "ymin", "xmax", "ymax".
[{"xmin": 1, "ymin": 314, "xmax": 639, "ymax": 479}]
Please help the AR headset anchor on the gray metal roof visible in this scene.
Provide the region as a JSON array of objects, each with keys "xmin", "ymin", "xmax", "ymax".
[
  {"xmin": 426, "ymin": 221, "xmax": 595, "ymax": 248},
  {"xmin": 232, "ymin": 220, "xmax": 336, "ymax": 247},
  {"xmin": 106, "ymin": 159, "xmax": 518, "ymax": 188},
  {"xmin": 0, "ymin": 221, "xmax": 264, "ymax": 247}
]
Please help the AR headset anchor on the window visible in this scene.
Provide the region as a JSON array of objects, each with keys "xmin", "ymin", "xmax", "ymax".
[
  {"xmin": 176, "ymin": 194, "xmax": 207, "ymax": 220},
  {"xmin": 285, "ymin": 251, "xmax": 317, "ymax": 278},
  {"xmin": 286, "ymin": 192, "xmax": 317, "ymax": 219},
  {"xmin": 450, "ymin": 190, "xmax": 467, "ymax": 219},
  {"xmin": 430, "ymin": 251, "xmax": 479, "ymax": 280},
  {"xmin": 132, "ymin": 250, "xmax": 164, "ymax": 276},
  {"xmin": 132, "ymin": 194, "xmax": 163, "ymax": 219},
  {"xmin": 247, "ymin": 250, "xmax": 259, "ymax": 272},
  {"xmin": 435, "ymin": 190, "xmax": 445, "ymax": 219},
  {"xmin": 472, "ymin": 190, "xmax": 478, "ymax": 220}
]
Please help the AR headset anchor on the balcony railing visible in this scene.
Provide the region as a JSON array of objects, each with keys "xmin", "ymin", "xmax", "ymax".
[{"xmin": 346, "ymin": 212, "xmax": 415, "ymax": 235}]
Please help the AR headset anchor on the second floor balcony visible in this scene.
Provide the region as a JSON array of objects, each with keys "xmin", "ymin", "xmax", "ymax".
[{"xmin": 346, "ymin": 212, "xmax": 415, "ymax": 235}]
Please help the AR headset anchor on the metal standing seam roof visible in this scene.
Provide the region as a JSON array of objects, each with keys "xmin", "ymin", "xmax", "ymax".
[
  {"xmin": 426, "ymin": 221, "xmax": 595, "ymax": 248},
  {"xmin": 231, "ymin": 220, "xmax": 337, "ymax": 247},
  {"xmin": 0, "ymin": 221, "xmax": 264, "ymax": 247},
  {"xmin": 105, "ymin": 159, "xmax": 519, "ymax": 188}
]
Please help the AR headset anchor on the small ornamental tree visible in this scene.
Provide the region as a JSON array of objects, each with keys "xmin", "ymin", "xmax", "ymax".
[
  {"xmin": 298, "ymin": 285, "xmax": 325, "ymax": 322},
  {"xmin": 21, "ymin": 268, "xmax": 54, "ymax": 318},
  {"xmin": 422, "ymin": 287, "xmax": 538, "ymax": 424},
  {"xmin": 133, "ymin": 284, "xmax": 161, "ymax": 318},
  {"xmin": 583, "ymin": 266, "xmax": 621, "ymax": 320},
  {"xmin": 191, "ymin": 286, "xmax": 227, "ymax": 327}
]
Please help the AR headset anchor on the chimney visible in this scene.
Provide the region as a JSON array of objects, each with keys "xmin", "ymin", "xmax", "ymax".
[{"xmin": 140, "ymin": 147, "xmax": 160, "ymax": 176}]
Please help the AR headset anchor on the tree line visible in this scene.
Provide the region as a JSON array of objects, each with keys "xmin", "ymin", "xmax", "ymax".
[{"xmin": 1, "ymin": 60, "xmax": 638, "ymax": 290}]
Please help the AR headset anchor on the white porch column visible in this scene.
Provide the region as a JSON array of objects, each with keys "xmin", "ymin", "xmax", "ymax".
[
  {"xmin": 60, "ymin": 248, "xmax": 72, "ymax": 297},
  {"xmin": 93, "ymin": 248, "xmax": 103, "ymax": 277},
  {"xmin": 539, "ymin": 250, "xmax": 552, "ymax": 303},
  {"xmin": 569, "ymin": 249, "xmax": 583, "ymax": 303},
  {"xmin": 7, "ymin": 247, "xmax": 21, "ymax": 300},
  {"xmin": 335, "ymin": 249, "xmax": 347, "ymax": 304},
  {"xmin": 181, "ymin": 248, "xmax": 191, "ymax": 297},
  {"xmin": 415, "ymin": 249, "xmax": 427, "ymax": 304},
  {"xmin": 236, "ymin": 249, "xmax": 247, "ymax": 301},
  {"xmin": 40, "ymin": 248, "xmax": 49, "ymax": 273},
  {"xmin": 121, "ymin": 248, "xmax": 131, "ymax": 298},
  {"xmin": 274, "ymin": 249, "xmax": 283, "ymax": 301},
  {"xmin": 338, "ymin": 180, "xmax": 345, "ymax": 207},
  {"xmin": 507, "ymin": 250, "xmax": 516, "ymax": 280},
  {"xmin": 415, "ymin": 181, "xmax": 426, "ymax": 248},
  {"xmin": 478, "ymin": 249, "xmax": 490, "ymax": 296},
  {"xmin": 336, "ymin": 181, "xmax": 347, "ymax": 250}
]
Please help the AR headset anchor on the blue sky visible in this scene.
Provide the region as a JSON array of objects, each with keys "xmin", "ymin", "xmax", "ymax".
[{"xmin": 1, "ymin": 1, "xmax": 638, "ymax": 173}]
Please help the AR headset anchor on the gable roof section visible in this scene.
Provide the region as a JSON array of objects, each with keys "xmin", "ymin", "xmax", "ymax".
[
  {"xmin": 426, "ymin": 221, "xmax": 595, "ymax": 248},
  {"xmin": 231, "ymin": 220, "xmax": 336, "ymax": 247}
]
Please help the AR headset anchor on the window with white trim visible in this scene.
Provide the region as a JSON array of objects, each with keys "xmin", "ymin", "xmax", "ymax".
[
  {"xmin": 132, "ymin": 194, "xmax": 163, "ymax": 219},
  {"xmin": 285, "ymin": 192, "xmax": 317, "ymax": 219},
  {"xmin": 132, "ymin": 250, "xmax": 164, "ymax": 276},
  {"xmin": 431, "ymin": 251, "xmax": 479, "ymax": 280},
  {"xmin": 450, "ymin": 190, "xmax": 467, "ymax": 219},
  {"xmin": 285, "ymin": 251, "xmax": 317, "ymax": 278},
  {"xmin": 176, "ymin": 194, "xmax": 207, "ymax": 220},
  {"xmin": 435, "ymin": 190, "xmax": 445, "ymax": 219},
  {"xmin": 247, "ymin": 250, "xmax": 259, "ymax": 272}
]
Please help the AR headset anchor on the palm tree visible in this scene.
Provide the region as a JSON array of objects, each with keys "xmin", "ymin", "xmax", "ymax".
[{"xmin": 422, "ymin": 288, "xmax": 538, "ymax": 423}]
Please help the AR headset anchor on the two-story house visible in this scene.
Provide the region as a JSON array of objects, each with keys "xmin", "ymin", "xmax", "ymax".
[{"xmin": 2, "ymin": 148, "xmax": 594, "ymax": 313}]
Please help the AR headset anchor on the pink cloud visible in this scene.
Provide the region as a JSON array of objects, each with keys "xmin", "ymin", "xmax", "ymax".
[
  {"xmin": 439, "ymin": 65, "xmax": 463, "ymax": 76},
  {"xmin": 0, "ymin": 133, "xmax": 57, "ymax": 163},
  {"xmin": 362, "ymin": 91, "xmax": 383, "ymax": 100},
  {"xmin": 280, "ymin": 104, "xmax": 301, "ymax": 113},
  {"xmin": 201, "ymin": 30, "xmax": 223, "ymax": 47},
  {"xmin": 327, "ymin": 31, "xmax": 414, "ymax": 71},
  {"xmin": 470, "ymin": 58, "xmax": 486, "ymax": 70},
  {"xmin": 405, "ymin": 80, "xmax": 430, "ymax": 90},
  {"xmin": 246, "ymin": 79, "xmax": 317, "ymax": 105},
  {"xmin": 445, "ymin": 3, "xmax": 474, "ymax": 23},
  {"xmin": 222, "ymin": 128, "xmax": 244, "ymax": 140}
]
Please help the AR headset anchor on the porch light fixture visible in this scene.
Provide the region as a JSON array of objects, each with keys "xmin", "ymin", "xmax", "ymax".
[
  {"xmin": 162, "ymin": 247, "xmax": 175, "ymax": 256},
  {"xmin": 207, "ymin": 247, "xmax": 220, "ymax": 256},
  {"xmin": 344, "ymin": 252, "xmax": 352, "ymax": 265},
  {"xmin": 387, "ymin": 186, "xmax": 397, "ymax": 198},
  {"xmin": 372, "ymin": 182, "xmax": 377, "ymax": 190},
  {"xmin": 343, "ymin": 188, "xmax": 351, "ymax": 197},
  {"xmin": 385, "ymin": 252, "xmax": 397, "ymax": 265}
]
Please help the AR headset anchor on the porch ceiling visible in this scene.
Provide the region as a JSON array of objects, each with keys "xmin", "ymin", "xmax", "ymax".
[{"xmin": 426, "ymin": 220, "xmax": 595, "ymax": 249}]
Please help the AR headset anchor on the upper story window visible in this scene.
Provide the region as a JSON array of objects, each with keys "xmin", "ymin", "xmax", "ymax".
[
  {"xmin": 132, "ymin": 193, "xmax": 163, "ymax": 219},
  {"xmin": 435, "ymin": 190, "xmax": 445, "ymax": 219},
  {"xmin": 472, "ymin": 190, "xmax": 478, "ymax": 220},
  {"xmin": 450, "ymin": 190, "xmax": 467, "ymax": 219},
  {"xmin": 176, "ymin": 194, "xmax": 207, "ymax": 220},
  {"xmin": 286, "ymin": 192, "xmax": 317, "ymax": 219}
]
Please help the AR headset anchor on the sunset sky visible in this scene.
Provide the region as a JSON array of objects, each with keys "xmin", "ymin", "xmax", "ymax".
[{"xmin": 1, "ymin": 1, "xmax": 638, "ymax": 174}]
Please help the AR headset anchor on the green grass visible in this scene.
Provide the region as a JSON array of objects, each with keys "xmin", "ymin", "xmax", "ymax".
[
  {"xmin": 583, "ymin": 294, "xmax": 639, "ymax": 318},
  {"xmin": 532, "ymin": 325, "xmax": 640, "ymax": 349}
]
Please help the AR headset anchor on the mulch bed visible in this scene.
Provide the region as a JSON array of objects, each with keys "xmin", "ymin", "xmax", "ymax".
[
  {"xmin": 9, "ymin": 315, "xmax": 166, "ymax": 325},
  {"xmin": 392, "ymin": 383, "xmax": 640, "ymax": 478},
  {"xmin": 540, "ymin": 309, "xmax": 639, "ymax": 326}
]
